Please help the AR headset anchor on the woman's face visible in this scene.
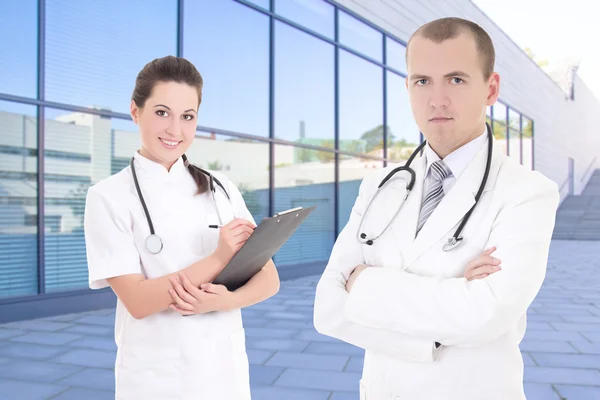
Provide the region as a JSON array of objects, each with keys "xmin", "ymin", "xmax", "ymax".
[{"xmin": 131, "ymin": 81, "xmax": 199, "ymax": 170}]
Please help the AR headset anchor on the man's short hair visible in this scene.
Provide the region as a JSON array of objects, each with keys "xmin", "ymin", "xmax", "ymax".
[{"xmin": 406, "ymin": 17, "xmax": 495, "ymax": 80}]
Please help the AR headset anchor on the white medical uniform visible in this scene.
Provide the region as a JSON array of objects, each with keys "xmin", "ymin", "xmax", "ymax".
[
  {"xmin": 314, "ymin": 132, "xmax": 560, "ymax": 399},
  {"xmin": 84, "ymin": 151, "xmax": 255, "ymax": 400}
]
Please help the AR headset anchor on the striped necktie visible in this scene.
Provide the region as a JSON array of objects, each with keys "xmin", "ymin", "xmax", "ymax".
[{"xmin": 416, "ymin": 159, "xmax": 452, "ymax": 235}]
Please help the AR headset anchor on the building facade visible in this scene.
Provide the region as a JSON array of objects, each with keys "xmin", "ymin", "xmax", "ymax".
[{"xmin": 1, "ymin": 0, "xmax": 598, "ymax": 322}]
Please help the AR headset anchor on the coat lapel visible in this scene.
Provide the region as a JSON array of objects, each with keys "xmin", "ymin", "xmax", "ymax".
[{"xmin": 403, "ymin": 137, "xmax": 503, "ymax": 266}]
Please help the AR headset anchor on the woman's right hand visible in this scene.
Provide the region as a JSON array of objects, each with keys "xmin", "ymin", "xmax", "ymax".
[{"xmin": 212, "ymin": 218, "xmax": 256, "ymax": 265}]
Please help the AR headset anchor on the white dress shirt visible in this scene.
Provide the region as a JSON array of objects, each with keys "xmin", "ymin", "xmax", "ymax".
[{"xmin": 423, "ymin": 126, "xmax": 488, "ymax": 194}]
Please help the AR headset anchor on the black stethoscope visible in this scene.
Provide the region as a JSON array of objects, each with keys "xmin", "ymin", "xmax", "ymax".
[
  {"xmin": 130, "ymin": 156, "xmax": 231, "ymax": 254},
  {"xmin": 357, "ymin": 122, "xmax": 493, "ymax": 252}
]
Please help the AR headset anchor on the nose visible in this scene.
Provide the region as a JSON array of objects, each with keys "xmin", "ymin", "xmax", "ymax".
[
  {"xmin": 165, "ymin": 118, "xmax": 181, "ymax": 137},
  {"xmin": 428, "ymin": 84, "xmax": 450, "ymax": 109}
]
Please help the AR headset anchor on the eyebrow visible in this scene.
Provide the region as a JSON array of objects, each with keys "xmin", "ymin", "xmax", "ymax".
[
  {"xmin": 154, "ymin": 104, "xmax": 197, "ymax": 114},
  {"xmin": 409, "ymin": 71, "xmax": 471, "ymax": 80}
]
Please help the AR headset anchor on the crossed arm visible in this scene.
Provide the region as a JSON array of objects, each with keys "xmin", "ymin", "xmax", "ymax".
[{"xmin": 314, "ymin": 175, "xmax": 559, "ymax": 358}]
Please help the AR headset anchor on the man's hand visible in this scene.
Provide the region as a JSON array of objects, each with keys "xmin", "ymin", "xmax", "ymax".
[
  {"xmin": 346, "ymin": 264, "xmax": 370, "ymax": 292},
  {"xmin": 464, "ymin": 247, "xmax": 501, "ymax": 281}
]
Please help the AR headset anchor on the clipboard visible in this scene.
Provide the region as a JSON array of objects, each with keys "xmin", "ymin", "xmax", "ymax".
[{"xmin": 212, "ymin": 206, "xmax": 316, "ymax": 291}]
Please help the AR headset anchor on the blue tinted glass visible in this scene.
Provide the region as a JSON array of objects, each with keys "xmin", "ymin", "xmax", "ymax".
[
  {"xmin": 0, "ymin": 100, "xmax": 38, "ymax": 297},
  {"xmin": 45, "ymin": 0, "xmax": 177, "ymax": 113},
  {"xmin": 0, "ymin": 0, "xmax": 37, "ymax": 98},
  {"xmin": 245, "ymin": 0, "xmax": 270, "ymax": 10},
  {"xmin": 274, "ymin": 144, "xmax": 334, "ymax": 270},
  {"xmin": 275, "ymin": 22, "xmax": 334, "ymax": 144},
  {"xmin": 508, "ymin": 109, "xmax": 521, "ymax": 161},
  {"xmin": 275, "ymin": 0, "xmax": 334, "ymax": 39},
  {"xmin": 184, "ymin": 0, "xmax": 269, "ymax": 137},
  {"xmin": 492, "ymin": 102, "xmax": 507, "ymax": 155},
  {"xmin": 387, "ymin": 71, "xmax": 419, "ymax": 162},
  {"xmin": 339, "ymin": 11, "xmax": 382, "ymax": 62},
  {"xmin": 386, "ymin": 37, "xmax": 406, "ymax": 74},
  {"xmin": 339, "ymin": 50, "xmax": 383, "ymax": 154}
]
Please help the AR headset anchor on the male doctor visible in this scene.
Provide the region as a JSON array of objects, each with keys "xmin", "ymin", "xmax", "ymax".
[{"xmin": 313, "ymin": 17, "xmax": 559, "ymax": 400}]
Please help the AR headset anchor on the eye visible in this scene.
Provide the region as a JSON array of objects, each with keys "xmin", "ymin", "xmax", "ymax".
[
  {"xmin": 451, "ymin": 77, "xmax": 464, "ymax": 84},
  {"xmin": 156, "ymin": 110, "xmax": 169, "ymax": 117},
  {"xmin": 182, "ymin": 114, "xmax": 195, "ymax": 121},
  {"xmin": 415, "ymin": 79, "xmax": 428, "ymax": 86}
]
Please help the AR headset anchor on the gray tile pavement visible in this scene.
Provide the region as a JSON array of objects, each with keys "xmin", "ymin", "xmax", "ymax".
[{"xmin": 0, "ymin": 240, "xmax": 599, "ymax": 399}]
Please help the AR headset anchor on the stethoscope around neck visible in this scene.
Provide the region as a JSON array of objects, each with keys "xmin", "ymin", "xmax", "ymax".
[
  {"xmin": 357, "ymin": 122, "xmax": 493, "ymax": 252},
  {"xmin": 130, "ymin": 155, "xmax": 231, "ymax": 254}
]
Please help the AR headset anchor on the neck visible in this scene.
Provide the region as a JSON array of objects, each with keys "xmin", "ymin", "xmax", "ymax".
[
  {"xmin": 430, "ymin": 124, "xmax": 485, "ymax": 159},
  {"xmin": 139, "ymin": 147, "xmax": 177, "ymax": 171}
]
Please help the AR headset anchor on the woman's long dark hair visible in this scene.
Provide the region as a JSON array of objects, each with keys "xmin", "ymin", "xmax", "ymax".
[{"xmin": 132, "ymin": 55, "xmax": 209, "ymax": 195}]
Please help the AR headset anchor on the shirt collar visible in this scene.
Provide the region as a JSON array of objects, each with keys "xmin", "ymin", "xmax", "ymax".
[
  {"xmin": 132, "ymin": 150, "xmax": 187, "ymax": 180},
  {"xmin": 424, "ymin": 126, "xmax": 488, "ymax": 180}
]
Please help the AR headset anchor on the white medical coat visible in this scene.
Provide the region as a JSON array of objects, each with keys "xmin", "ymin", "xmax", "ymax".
[
  {"xmin": 314, "ymin": 137, "xmax": 560, "ymax": 399},
  {"xmin": 84, "ymin": 152, "xmax": 254, "ymax": 399}
]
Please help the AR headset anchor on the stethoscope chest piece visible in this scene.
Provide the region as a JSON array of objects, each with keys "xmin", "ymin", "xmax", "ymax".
[
  {"xmin": 442, "ymin": 237, "xmax": 463, "ymax": 252},
  {"xmin": 146, "ymin": 234, "xmax": 163, "ymax": 254}
]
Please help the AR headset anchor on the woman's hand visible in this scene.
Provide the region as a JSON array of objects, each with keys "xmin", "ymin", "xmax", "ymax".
[
  {"xmin": 168, "ymin": 271, "xmax": 237, "ymax": 315},
  {"xmin": 213, "ymin": 218, "xmax": 256, "ymax": 266},
  {"xmin": 464, "ymin": 247, "xmax": 502, "ymax": 281}
]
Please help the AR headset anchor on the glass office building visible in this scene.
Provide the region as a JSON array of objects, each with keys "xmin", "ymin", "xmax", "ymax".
[{"xmin": 0, "ymin": 0, "xmax": 533, "ymax": 320}]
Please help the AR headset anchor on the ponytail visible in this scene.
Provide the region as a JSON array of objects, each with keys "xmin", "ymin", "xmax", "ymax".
[{"xmin": 181, "ymin": 154, "xmax": 209, "ymax": 195}]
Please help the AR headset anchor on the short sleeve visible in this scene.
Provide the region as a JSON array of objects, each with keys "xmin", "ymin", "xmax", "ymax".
[
  {"xmin": 226, "ymin": 180, "xmax": 257, "ymax": 226},
  {"xmin": 84, "ymin": 185, "xmax": 143, "ymax": 289}
]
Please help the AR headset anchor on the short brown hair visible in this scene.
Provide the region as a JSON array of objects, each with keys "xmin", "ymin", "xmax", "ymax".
[{"xmin": 406, "ymin": 17, "xmax": 495, "ymax": 80}]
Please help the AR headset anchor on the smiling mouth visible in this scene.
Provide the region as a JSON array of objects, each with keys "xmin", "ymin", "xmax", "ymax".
[{"xmin": 159, "ymin": 137, "xmax": 183, "ymax": 148}]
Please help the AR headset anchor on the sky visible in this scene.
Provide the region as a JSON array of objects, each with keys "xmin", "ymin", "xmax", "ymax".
[{"xmin": 472, "ymin": 0, "xmax": 600, "ymax": 99}]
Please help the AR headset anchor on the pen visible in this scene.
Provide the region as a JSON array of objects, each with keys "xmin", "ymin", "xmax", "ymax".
[{"xmin": 208, "ymin": 225, "xmax": 221, "ymax": 229}]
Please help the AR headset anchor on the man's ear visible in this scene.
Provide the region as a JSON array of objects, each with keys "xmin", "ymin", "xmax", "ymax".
[{"xmin": 486, "ymin": 72, "xmax": 500, "ymax": 106}]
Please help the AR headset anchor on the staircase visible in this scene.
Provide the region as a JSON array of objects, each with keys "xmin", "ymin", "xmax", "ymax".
[{"xmin": 552, "ymin": 169, "xmax": 600, "ymax": 240}]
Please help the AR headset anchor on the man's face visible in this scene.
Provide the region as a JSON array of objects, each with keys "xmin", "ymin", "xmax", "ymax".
[{"xmin": 405, "ymin": 33, "xmax": 499, "ymax": 158}]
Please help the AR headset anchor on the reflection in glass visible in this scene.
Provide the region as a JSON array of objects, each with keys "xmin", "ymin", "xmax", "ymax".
[
  {"xmin": 45, "ymin": 0, "xmax": 177, "ymax": 114},
  {"xmin": 274, "ymin": 145, "xmax": 335, "ymax": 272},
  {"xmin": 275, "ymin": 22, "xmax": 334, "ymax": 146},
  {"xmin": 184, "ymin": 0, "xmax": 269, "ymax": 137},
  {"xmin": 0, "ymin": 101, "xmax": 38, "ymax": 297},
  {"xmin": 522, "ymin": 117, "xmax": 533, "ymax": 170},
  {"xmin": 339, "ymin": 11, "xmax": 382, "ymax": 62},
  {"xmin": 508, "ymin": 109, "xmax": 521, "ymax": 163},
  {"xmin": 386, "ymin": 37, "xmax": 407, "ymax": 74},
  {"xmin": 340, "ymin": 50, "xmax": 383, "ymax": 156},
  {"xmin": 338, "ymin": 155, "xmax": 383, "ymax": 230},
  {"xmin": 491, "ymin": 102, "xmax": 507, "ymax": 155},
  {"xmin": 0, "ymin": 0, "xmax": 37, "ymax": 98},
  {"xmin": 275, "ymin": 0, "xmax": 334, "ymax": 39},
  {"xmin": 387, "ymin": 71, "xmax": 420, "ymax": 162}
]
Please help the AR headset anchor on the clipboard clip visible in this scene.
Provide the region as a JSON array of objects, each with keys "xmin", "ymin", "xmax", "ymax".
[{"xmin": 274, "ymin": 207, "xmax": 303, "ymax": 217}]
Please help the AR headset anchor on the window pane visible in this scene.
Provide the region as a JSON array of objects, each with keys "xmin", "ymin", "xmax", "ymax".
[
  {"xmin": 387, "ymin": 71, "xmax": 419, "ymax": 162},
  {"xmin": 386, "ymin": 37, "xmax": 407, "ymax": 74},
  {"xmin": 340, "ymin": 50, "xmax": 383, "ymax": 155},
  {"xmin": 339, "ymin": 156, "xmax": 383, "ymax": 230},
  {"xmin": 275, "ymin": 22, "xmax": 334, "ymax": 145},
  {"xmin": 43, "ymin": 108, "xmax": 120, "ymax": 292},
  {"xmin": 491, "ymin": 102, "xmax": 507, "ymax": 155},
  {"xmin": 274, "ymin": 145, "xmax": 334, "ymax": 276},
  {"xmin": 275, "ymin": 0, "xmax": 334, "ymax": 39},
  {"xmin": 522, "ymin": 117, "xmax": 533, "ymax": 170},
  {"xmin": 185, "ymin": 133, "xmax": 270, "ymax": 223},
  {"xmin": 245, "ymin": 0, "xmax": 270, "ymax": 9},
  {"xmin": 0, "ymin": 0, "xmax": 37, "ymax": 98},
  {"xmin": 0, "ymin": 101, "xmax": 38, "ymax": 298},
  {"xmin": 45, "ymin": 0, "xmax": 177, "ymax": 114},
  {"xmin": 184, "ymin": 0, "xmax": 269, "ymax": 137},
  {"xmin": 508, "ymin": 109, "xmax": 521, "ymax": 163},
  {"xmin": 339, "ymin": 11, "xmax": 382, "ymax": 62}
]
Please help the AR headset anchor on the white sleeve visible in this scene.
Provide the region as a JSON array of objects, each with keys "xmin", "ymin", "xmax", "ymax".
[
  {"xmin": 314, "ymin": 175, "xmax": 440, "ymax": 362},
  {"xmin": 343, "ymin": 176, "xmax": 560, "ymax": 346},
  {"xmin": 84, "ymin": 186, "xmax": 143, "ymax": 289}
]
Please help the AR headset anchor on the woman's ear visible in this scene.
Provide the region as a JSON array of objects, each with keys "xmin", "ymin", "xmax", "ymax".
[{"xmin": 130, "ymin": 100, "xmax": 139, "ymax": 124}]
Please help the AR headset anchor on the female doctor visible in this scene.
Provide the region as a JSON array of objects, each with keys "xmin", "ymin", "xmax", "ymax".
[{"xmin": 83, "ymin": 56, "xmax": 280, "ymax": 399}]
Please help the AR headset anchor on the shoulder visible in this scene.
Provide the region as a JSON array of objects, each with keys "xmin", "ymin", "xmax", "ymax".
[
  {"xmin": 86, "ymin": 167, "xmax": 134, "ymax": 207},
  {"xmin": 358, "ymin": 164, "xmax": 404, "ymax": 195},
  {"xmin": 496, "ymin": 156, "xmax": 559, "ymax": 206}
]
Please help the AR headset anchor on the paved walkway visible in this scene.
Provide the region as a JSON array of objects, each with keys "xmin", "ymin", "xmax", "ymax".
[{"xmin": 0, "ymin": 240, "xmax": 599, "ymax": 400}]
